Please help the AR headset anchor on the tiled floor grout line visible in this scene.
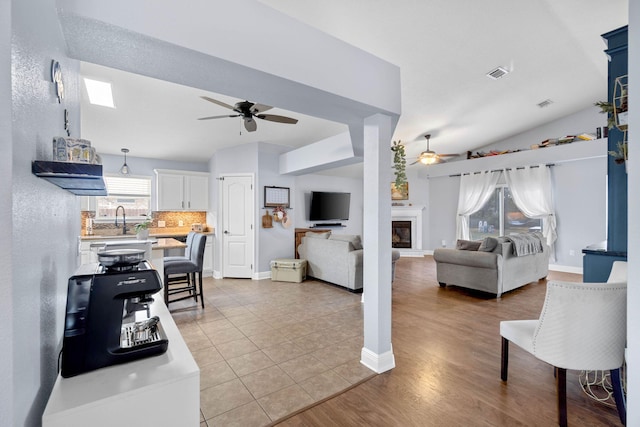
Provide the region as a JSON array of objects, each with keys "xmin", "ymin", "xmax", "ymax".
[{"xmin": 172, "ymin": 277, "xmax": 370, "ymax": 426}]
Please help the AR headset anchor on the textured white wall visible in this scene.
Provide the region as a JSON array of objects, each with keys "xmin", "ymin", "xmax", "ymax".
[
  {"xmin": 1, "ymin": 0, "xmax": 13, "ymax": 422},
  {"xmin": 8, "ymin": 0, "xmax": 81, "ymax": 424}
]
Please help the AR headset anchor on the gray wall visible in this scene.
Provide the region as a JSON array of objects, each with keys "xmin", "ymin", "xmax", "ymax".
[
  {"xmin": 210, "ymin": 142, "xmax": 258, "ymax": 276},
  {"xmin": 0, "ymin": 0, "xmax": 11, "ymax": 422},
  {"xmin": 98, "ymin": 152, "xmax": 208, "ymax": 211},
  {"xmin": 422, "ymin": 107, "xmax": 608, "ymax": 270},
  {"xmin": 256, "ymin": 143, "xmax": 296, "ymax": 272},
  {"xmin": 6, "ymin": 0, "xmax": 82, "ymax": 424},
  {"xmin": 293, "ymin": 173, "xmax": 364, "ymax": 237}
]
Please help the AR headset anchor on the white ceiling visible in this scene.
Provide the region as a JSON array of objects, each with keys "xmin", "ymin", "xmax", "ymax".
[{"xmin": 80, "ymin": 0, "xmax": 628, "ymax": 174}]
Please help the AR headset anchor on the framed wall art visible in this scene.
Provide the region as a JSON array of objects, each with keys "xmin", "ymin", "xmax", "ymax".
[{"xmin": 391, "ymin": 182, "xmax": 409, "ymax": 200}]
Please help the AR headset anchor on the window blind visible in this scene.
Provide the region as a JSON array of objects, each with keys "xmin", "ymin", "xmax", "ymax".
[{"xmin": 105, "ymin": 175, "xmax": 151, "ymax": 197}]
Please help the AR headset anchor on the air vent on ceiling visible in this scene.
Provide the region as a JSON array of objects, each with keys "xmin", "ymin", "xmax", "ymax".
[
  {"xmin": 537, "ymin": 99, "xmax": 554, "ymax": 108},
  {"xmin": 486, "ymin": 66, "xmax": 509, "ymax": 80}
]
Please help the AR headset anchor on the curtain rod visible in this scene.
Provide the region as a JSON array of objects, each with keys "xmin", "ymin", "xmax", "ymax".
[{"xmin": 448, "ymin": 163, "xmax": 555, "ymax": 177}]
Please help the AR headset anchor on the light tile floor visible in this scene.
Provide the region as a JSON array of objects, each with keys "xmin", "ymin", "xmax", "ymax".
[{"xmin": 168, "ymin": 276, "xmax": 375, "ymax": 427}]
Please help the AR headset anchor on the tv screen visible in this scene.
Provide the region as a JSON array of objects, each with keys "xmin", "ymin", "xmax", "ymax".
[{"xmin": 309, "ymin": 191, "xmax": 351, "ymax": 221}]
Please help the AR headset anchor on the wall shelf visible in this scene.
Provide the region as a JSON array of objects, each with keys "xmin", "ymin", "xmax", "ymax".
[{"xmin": 32, "ymin": 161, "xmax": 107, "ymax": 195}]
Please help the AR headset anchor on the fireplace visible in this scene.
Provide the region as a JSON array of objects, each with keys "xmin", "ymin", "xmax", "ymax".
[
  {"xmin": 391, "ymin": 205, "xmax": 424, "ymax": 256},
  {"xmin": 392, "ymin": 221, "xmax": 412, "ymax": 248}
]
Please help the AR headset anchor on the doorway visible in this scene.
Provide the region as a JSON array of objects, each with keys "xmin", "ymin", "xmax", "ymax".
[{"xmin": 221, "ymin": 174, "xmax": 254, "ymax": 278}]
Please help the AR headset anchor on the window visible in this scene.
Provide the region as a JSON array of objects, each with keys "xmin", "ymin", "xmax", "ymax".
[
  {"xmin": 95, "ymin": 175, "xmax": 151, "ymax": 221},
  {"xmin": 469, "ymin": 186, "xmax": 542, "ymax": 240}
]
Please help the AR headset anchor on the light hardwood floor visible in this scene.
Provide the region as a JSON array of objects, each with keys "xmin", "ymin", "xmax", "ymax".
[{"xmin": 276, "ymin": 256, "xmax": 622, "ymax": 427}]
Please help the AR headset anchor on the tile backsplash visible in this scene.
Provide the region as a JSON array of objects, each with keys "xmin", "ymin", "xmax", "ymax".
[{"xmin": 81, "ymin": 211, "xmax": 207, "ymax": 236}]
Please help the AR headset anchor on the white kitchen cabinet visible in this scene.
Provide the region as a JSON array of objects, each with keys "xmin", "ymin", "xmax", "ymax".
[
  {"xmin": 155, "ymin": 169, "xmax": 209, "ymax": 211},
  {"xmin": 203, "ymin": 236, "xmax": 213, "ymax": 277}
]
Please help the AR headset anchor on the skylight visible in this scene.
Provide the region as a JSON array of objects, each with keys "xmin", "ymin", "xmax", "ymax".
[{"xmin": 83, "ymin": 78, "xmax": 115, "ymax": 108}]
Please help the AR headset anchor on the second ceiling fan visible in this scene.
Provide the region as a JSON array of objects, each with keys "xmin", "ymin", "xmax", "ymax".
[
  {"xmin": 198, "ymin": 96, "xmax": 298, "ymax": 132},
  {"xmin": 411, "ymin": 134, "xmax": 460, "ymax": 165}
]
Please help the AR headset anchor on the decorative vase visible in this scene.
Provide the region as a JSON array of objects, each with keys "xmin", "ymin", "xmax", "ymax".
[{"xmin": 136, "ymin": 229, "xmax": 150, "ymax": 240}]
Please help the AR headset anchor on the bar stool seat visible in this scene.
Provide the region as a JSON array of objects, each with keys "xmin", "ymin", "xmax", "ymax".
[{"xmin": 164, "ymin": 233, "xmax": 206, "ymax": 308}]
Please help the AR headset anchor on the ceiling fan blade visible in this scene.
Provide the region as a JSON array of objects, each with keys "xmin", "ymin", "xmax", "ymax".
[
  {"xmin": 438, "ymin": 153, "xmax": 460, "ymax": 157},
  {"xmin": 251, "ymin": 104, "xmax": 273, "ymax": 114},
  {"xmin": 198, "ymin": 114, "xmax": 240, "ymax": 120},
  {"xmin": 200, "ymin": 96, "xmax": 235, "ymax": 110},
  {"xmin": 256, "ymin": 114, "xmax": 298, "ymax": 124},
  {"xmin": 409, "ymin": 159, "xmax": 420, "ymax": 165},
  {"xmin": 244, "ymin": 117, "xmax": 257, "ymax": 132}
]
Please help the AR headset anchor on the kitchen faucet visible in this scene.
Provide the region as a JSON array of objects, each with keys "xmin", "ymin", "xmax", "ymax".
[{"xmin": 115, "ymin": 205, "xmax": 127, "ymax": 234}]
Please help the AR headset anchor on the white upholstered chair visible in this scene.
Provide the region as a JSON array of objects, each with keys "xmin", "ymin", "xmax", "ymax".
[{"xmin": 500, "ymin": 261, "xmax": 627, "ymax": 426}]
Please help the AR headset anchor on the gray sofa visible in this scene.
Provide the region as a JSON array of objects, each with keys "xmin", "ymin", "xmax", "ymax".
[
  {"xmin": 433, "ymin": 236, "xmax": 549, "ymax": 297},
  {"xmin": 297, "ymin": 232, "xmax": 400, "ymax": 292}
]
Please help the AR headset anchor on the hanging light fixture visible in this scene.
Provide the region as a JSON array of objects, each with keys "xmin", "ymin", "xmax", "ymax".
[{"xmin": 120, "ymin": 148, "xmax": 130, "ymax": 175}]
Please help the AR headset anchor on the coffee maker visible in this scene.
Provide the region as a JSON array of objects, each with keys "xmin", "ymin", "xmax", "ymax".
[{"xmin": 61, "ymin": 257, "xmax": 169, "ymax": 378}]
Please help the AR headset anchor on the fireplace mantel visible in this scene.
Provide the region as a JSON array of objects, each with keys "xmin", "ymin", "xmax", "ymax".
[{"xmin": 391, "ymin": 205, "xmax": 424, "ymax": 257}]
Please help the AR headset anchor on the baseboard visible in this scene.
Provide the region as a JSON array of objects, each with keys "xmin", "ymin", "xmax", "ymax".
[
  {"xmin": 548, "ymin": 264, "xmax": 583, "ymax": 274},
  {"xmin": 397, "ymin": 249, "xmax": 426, "ymax": 257},
  {"xmin": 361, "ymin": 345, "xmax": 395, "ymax": 373},
  {"xmin": 255, "ymin": 270, "xmax": 271, "ymax": 280}
]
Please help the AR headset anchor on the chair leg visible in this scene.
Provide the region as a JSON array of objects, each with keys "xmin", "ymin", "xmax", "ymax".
[
  {"xmin": 556, "ymin": 367, "xmax": 567, "ymax": 427},
  {"xmin": 163, "ymin": 272, "xmax": 169, "ymax": 305},
  {"xmin": 198, "ymin": 271, "xmax": 204, "ymax": 309},
  {"xmin": 501, "ymin": 337, "xmax": 509, "ymax": 381},
  {"xmin": 611, "ymin": 368, "xmax": 626, "ymax": 426},
  {"xmin": 191, "ymin": 272, "xmax": 197, "ymax": 301}
]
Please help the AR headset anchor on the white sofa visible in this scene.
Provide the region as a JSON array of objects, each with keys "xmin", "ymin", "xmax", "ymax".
[{"xmin": 297, "ymin": 232, "xmax": 400, "ymax": 292}]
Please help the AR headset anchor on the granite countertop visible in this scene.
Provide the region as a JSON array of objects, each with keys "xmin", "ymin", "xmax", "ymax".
[{"xmin": 81, "ymin": 228, "xmax": 214, "ymax": 241}]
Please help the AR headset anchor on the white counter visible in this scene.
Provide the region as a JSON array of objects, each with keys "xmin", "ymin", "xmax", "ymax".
[{"xmin": 42, "ymin": 293, "xmax": 199, "ymax": 427}]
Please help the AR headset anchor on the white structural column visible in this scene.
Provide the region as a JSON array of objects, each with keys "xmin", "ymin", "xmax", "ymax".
[{"xmin": 361, "ymin": 114, "xmax": 396, "ymax": 373}]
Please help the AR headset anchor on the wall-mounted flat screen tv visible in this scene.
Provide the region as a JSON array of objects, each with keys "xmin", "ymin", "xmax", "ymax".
[{"xmin": 309, "ymin": 191, "xmax": 351, "ymax": 221}]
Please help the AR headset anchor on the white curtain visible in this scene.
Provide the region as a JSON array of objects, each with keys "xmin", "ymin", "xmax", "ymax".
[
  {"xmin": 504, "ymin": 165, "xmax": 557, "ymax": 260},
  {"xmin": 456, "ymin": 171, "xmax": 501, "ymax": 240}
]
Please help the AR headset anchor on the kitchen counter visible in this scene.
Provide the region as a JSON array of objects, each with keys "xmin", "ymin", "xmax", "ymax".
[
  {"xmin": 80, "ymin": 229, "xmax": 214, "ymax": 241},
  {"xmin": 42, "ymin": 293, "xmax": 200, "ymax": 427},
  {"xmin": 80, "ymin": 238, "xmax": 187, "ymax": 283}
]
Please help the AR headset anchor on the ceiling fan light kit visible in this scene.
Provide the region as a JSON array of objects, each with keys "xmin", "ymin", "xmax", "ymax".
[
  {"xmin": 410, "ymin": 134, "xmax": 460, "ymax": 166},
  {"xmin": 198, "ymin": 96, "xmax": 298, "ymax": 132}
]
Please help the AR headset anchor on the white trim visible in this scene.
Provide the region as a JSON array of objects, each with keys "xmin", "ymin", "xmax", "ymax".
[
  {"xmin": 361, "ymin": 345, "xmax": 395, "ymax": 374},
  {"xmin": 548, "ymin": 264, "xmax": 583, "ymax": 275},
  {"xmin": 254, "ymin": 271, "xmax": 271, "ymax": 280},
  {"xmin": 392, "ymin": 205, "xmax": 425, "ymax": 256}
]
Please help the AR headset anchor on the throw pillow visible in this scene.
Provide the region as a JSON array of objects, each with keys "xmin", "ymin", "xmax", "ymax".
[
  {"xmin": 306, "ymin": 231, "xmax": 331, "ymax": 239},
  {"xmin": 456, "ymin": 239, "xmax": 481, "ymax": 251},
  {"xmin": 478, "ymin": 237, "xmax": 498, "ymax": 252},
  {"xmin": 329, "ymin": 234, "xmax": 363, "ymax": 250}
]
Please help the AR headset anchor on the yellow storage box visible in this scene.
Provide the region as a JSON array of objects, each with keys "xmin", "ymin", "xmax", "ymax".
[{"xmin": 270, "ymin": 259, "xmax": 307, "ymax": 283}]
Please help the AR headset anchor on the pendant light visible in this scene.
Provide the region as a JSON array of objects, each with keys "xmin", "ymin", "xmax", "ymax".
[{"xmin": 120, "ymin": 148, "xmax": 130, "ymax": 175}]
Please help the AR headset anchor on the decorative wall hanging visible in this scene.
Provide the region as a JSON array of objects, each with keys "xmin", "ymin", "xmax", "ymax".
[
  {"xmin": 51, "ymin": 60, "xmax": 64, "ymax": 103},
  {"xmin": 264, "ymin": 186, "xmax": 290, "ymax": 208}
]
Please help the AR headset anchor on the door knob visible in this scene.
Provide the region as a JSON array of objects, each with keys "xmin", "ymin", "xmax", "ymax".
[{"xmin": 224, "ymin": 230, "xmax": 229, "ymax": 234}]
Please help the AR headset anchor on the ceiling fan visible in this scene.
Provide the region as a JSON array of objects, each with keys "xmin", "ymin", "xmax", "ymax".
[
  {"xmin": 410, "ymin": 134, "xmax": 460, "ymax": 165},
  {"xmin": 198, "ymin": 96, "xmax": 298, "ymax": 132}
]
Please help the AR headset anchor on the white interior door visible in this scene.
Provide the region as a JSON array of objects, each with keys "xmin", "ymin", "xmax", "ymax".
[{"xmin": 222, "ymin": 175, "xmax": 254, "ymax": 278}]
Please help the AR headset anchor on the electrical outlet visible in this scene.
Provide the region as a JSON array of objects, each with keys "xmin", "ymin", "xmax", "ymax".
[
  {"xmin": 441, "ymin": 239, "xmax": 447, "ymax": 248},
  {"xmin": 158, "ymin": 220, "xmax": 166, "ymax": 228},
  {"xmin": 179, "ymin": 220, "xmax": 184, "ymax": 227}
]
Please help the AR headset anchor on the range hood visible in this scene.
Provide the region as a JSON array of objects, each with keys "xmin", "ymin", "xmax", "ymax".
[{"xmin": 32, "ymin": 161, "xmax": 107, "ymax": 196}]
